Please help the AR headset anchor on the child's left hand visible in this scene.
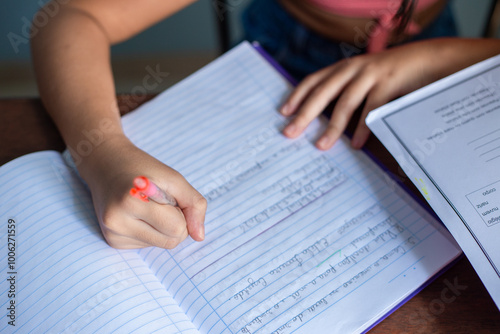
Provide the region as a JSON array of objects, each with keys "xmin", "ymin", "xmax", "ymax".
[{"xmin": 279, "ymin": 39, "xmax": 445, "ymax": 150}]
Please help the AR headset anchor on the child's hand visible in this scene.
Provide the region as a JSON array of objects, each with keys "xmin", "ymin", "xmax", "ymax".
[
  {"xmin": 78, "ymin": 136, "xmax": 207, "ymax": 249},
  {"xmin": 280, "ymin": 41, "xmax": 435, "ymax": 150}
]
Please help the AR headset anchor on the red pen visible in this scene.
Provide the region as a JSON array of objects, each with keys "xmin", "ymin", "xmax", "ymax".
[{"xmin": 130, "ymin": 176, "xmax": 177, "ymax": 206}]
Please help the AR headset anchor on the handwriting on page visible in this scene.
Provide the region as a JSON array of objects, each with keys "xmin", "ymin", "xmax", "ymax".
[
  {"xmin": 177, "ymin": 146, "xmax": 348, "ymax": 272},
  {"xmin": 187, "ymin": 195, "xmax": 417, "ymax": 334},
  {"xmin": 237, "ymin": 235, "xmax": 415, "ymax": 334},
  {"xmin": 204, "ymin": 142, "xmax": 305, "ymax": 203},
  {"xmin": 164, "ymin": 140, "xmax": 421, "ymax": 333},
  {"xmin": 132, "ymin": 43, "xmax": 459, "ymax": 334}
]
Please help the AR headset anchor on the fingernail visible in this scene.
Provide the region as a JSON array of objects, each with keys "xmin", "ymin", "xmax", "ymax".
[
  {"xmin": 199, "ymin": 224, "xmax": 205, "ymax": 240},
  {"xmin": 284, "ymin": 124, "xmax": 296, "ymax": 136},
  {"xmin": 317, "ymin": 136, "xmax": 331, "ymax": 150},
  {"xmin": 281, "ymin": 104, "xmax": 291, "ymax": 115}
]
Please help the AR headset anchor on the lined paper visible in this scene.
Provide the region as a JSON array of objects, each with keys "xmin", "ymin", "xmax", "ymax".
[
  {"xmin": 126, "ymin": 42, "xmax": 462, "ymax": 333},
  {"xmin": 0, "ymin": 42, "xmax": 461, "ymax": 333},
  {"xmin": 0, "ymin": 152, "xmax": 199, "ymax": 333}
]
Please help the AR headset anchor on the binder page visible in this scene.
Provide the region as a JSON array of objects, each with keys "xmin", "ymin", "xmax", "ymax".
[
  {"xmin": 0, "ymin": 152, "xmax": 199, "ymax": 333},
  {"xmin": 125, "ymin": 42, "xmax": 461, "ymax": 333},
  {"xmin": 367, "ymin": 55, "xmax": 500, "ymax": 309}
]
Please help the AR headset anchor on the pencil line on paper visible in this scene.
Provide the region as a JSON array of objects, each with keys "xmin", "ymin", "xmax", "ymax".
[
  {"xmin": 486, "ymin": 154, "xmax": 500, "ymax": 163},
  {"xmin": 189, "ymin": 181, "xmax": 342, "ymax": 280},
  {"xmin": 473, "ymin": 136, "xmax": 500, "ymax": 151},
  {"xmin": 479, "ymin": 145, "xmax": 500, "ymax": 157},
  {"xmin": 467, "ymin": 128, "xmax": 500, "ymax": 145}
]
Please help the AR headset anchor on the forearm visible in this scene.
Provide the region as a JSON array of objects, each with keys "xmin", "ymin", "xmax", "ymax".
[
  {"xmin": 30, "ymin": 0, "xmax": 207, "ymax": 248},
  {"xmin": 423, "ymin": 38, "xmax": 500, "ymax": 83},
  {"xmin": 31, "ymin": 6, "xmax": 126, "ymax": 182}
]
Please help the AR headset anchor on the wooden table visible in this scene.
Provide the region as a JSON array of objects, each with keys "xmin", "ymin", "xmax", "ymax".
[{"xmin": 1, "ymin": 97, "xmax": 499, "ymax": 333}]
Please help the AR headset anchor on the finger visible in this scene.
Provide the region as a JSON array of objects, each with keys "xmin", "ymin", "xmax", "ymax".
[
  {"xmin": 183, "ymin": 192, "xmax": 207, "ymax": 242},
  {"xmin": 103, "ymin": 232, "xmax": 151, "ymax": 249},
  {"xmin": 134, "ymin": 199, "xmax": 188, "ymax": 237},
  {"xmin": 351, "ymin": 84, "xmax": 393, "ymax": 149},
  {"xmin": 283, "ymin": 64, "xmax": 360, "ymax": 139},
  {"xmin": 102, "ymin": 211, "xmax": 188, "ymax": 249},
  {"xmin": 280, "ymin": 65, "xmax": 337, "ymax": 116},
  {"xmin": 163, "ymin": 173, "xmax": 207, "ymax": 242},
  {"xmin": 351, "ymin": 118, "xmax": 371, "ymax": 150},
  {"xmin": 315, "ymin": 72, "xmax": 376, "ymax": 150}
]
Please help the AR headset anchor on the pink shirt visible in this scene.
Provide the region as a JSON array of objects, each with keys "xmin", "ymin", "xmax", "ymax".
[{"xmin": 307, "ymin": 0, "xmax": 439, "ymax": 52}]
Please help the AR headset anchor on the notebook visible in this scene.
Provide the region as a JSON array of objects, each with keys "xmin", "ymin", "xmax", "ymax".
[{"xmin": 0, "ymin": 41, "xmax": 461, "ymax": 333}]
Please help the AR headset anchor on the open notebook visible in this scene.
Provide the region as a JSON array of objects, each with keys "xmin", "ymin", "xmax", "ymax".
[{"xmin": 0, "ymin": 42, "xmax": 461, "ymax": 333}]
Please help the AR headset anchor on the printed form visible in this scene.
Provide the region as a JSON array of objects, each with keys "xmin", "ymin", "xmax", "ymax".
[{"xmin": 367, "ymin": 54, "xmax": 500, "ymax": 309}]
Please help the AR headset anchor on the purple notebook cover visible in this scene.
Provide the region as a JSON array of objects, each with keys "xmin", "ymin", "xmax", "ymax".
[{"xmin": 251, "ymin": 40, "xmax": 462, "ymax": 333}]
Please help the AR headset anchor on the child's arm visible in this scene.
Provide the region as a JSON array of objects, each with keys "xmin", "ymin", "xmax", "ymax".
[
  {"xmin": 280, "ymin": 38, "xmax": 500, "ymax": 150},
  {"xmin": 31, "ymin": 0, "xmax": 207, "ymax": 249}
]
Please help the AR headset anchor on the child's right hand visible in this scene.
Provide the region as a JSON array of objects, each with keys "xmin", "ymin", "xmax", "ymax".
[{"xmin": 77, "ymin": 135, "xmax": 207, "ymax": 249}]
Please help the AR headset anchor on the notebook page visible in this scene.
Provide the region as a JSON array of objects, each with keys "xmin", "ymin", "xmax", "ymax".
[
  {"xmin": 0, "ymin": 152, "xmax": 199, "ymax": 333},
  {"xmin": 123, "ymin": 42, "xmax": 462, "ymax": 333}
]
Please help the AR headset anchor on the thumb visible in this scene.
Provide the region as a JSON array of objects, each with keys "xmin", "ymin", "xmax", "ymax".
[
  {"xmin": 183, "ymin": 192, "xmax": 207, "ymax": 241},
  {"xmin": 169, "ymin": 176, "xmax": 207, "ymax": 241}
]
